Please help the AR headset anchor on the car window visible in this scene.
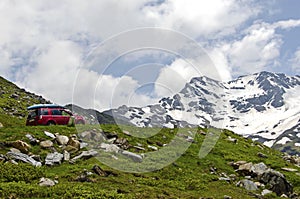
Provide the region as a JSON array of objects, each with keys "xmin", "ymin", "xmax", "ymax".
[
  {"xmin": 40, "ymin": 109, "xmax": 49, "ymax": 115},
  {"xmin": 51, "ymin": 109, "xmax": 62, "ymax": 115},
  {"xmin": 27, "ymin": 110, "xmax": 37, "ymax": 119},
  {"xmin": 62, "ymin": 110, "xmax": 72, "ymax": 116}
]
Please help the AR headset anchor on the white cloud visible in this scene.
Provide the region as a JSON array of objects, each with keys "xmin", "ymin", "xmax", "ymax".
[
  {"xmin": 143, "ymin": 0, "xmax": 261, "ymax": 37},
  {"xmin": 17, "ymin": 40, "xmax": 82, "ymax": 104},
  {"xmin": 73, "ymin": 69, "xmax": 157, "ymax": 111},
  {"xmin": 0, "ymin": 0, "xmax": 299, "ymax": 110},
  {"xmin": 290, "ymin": 48, "xmax": 300, "ymax": 73},
  {"xmin": 217, "ymin": 19, "xmax": 300, "ymax": 77}
]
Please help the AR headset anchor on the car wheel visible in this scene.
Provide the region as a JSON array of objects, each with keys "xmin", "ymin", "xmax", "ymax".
[{"xmin": 47, "ymin": 121, "xmax": 56, "ymax": 126}]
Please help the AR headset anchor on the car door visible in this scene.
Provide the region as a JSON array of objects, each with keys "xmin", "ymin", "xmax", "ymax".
[
  {"xmin": 61, "ymin": 109, "xmax": 72, "ymax": 125},
  {"xmin": 50, "ymin": 109, "xmax": 64, "ymax": 125}
]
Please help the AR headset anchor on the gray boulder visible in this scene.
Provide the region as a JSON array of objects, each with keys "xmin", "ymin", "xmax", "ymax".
[
  {"xmin": 55, "ymin": 134, "xmax": 69, "ymax": 145},
  {"xmin": 40, "ymin": 140, "xmax": 53, "ymax": 148},
  {"xmin": 7, "ymin": 151, "xmax": 42, "ymax": 167},
  {"xmin": 39, "ymin": 177, "xmax": 56, "ymax": 187},
  {"xmin": 236, "ymin": 179, "xmax": 258, "ymax": 191},
  {"xmin": 252, "ymin": 162, "xmax": 268, "ymax": 176},
  {"xmin": 71, "ymin": 150, "xmax": 98, "ymax": 162},
  {"xmin": 121, "ymin": 150, "xmax": 143, "ymax": 162},
  {"xmin": 100, "ymin": 143, "xmax": 120, "ymax": 153},
  {"xmin": 45, "ymin": 152, "xmax": 64, "ymax": 166},
  {"xmin": 259, "ymin": 169, "xmax": 293, "ymax": 197},
  {"xmin": 44, "ymin": 131, "xmax": 56, "ymax": 139}
]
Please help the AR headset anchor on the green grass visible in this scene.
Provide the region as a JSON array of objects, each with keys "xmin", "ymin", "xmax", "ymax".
[{"xmin": 0, "ymin": 123, "xmax": 300, "ymax": 198}]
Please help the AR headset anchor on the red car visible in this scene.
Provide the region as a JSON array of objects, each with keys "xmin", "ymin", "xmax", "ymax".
[{"xmin": 26, "ymin": 104, "xmax": 85, "ymax": 126}]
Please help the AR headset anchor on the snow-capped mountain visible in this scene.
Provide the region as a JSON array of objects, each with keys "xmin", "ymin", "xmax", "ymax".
[{"xmin": 103, "ymin": 71, "xmax": 300, "ymax": 152}]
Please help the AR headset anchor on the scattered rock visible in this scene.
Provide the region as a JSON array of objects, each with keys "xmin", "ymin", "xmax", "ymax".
[
  {"xmin": 8, "ymin": 159, "xmax": 18, "ymax": 165},
  {"xmin": 229, "ymin": 160, "xmax": 247, "ymax": 169},
  {"xmin": 75, "ymin": 170, "xmax": 95, "ymax": 182},
  {"xmin": 10, "ymin": 93, "xmax": 19, "ymax": 100},
  {"xmin": 121, "ymin": 151, "xmax": 143, "ymax": 162},
  {"xmin": 148, "ymin": 145, "xmax": 158, "ymax": 151},
  {"xmin": 55, "ymin": 134, "xmax": 69, "ymax": 145},
  {"xmin": 40, "ymin": 140, "xmax": 54, "ymax": 148},
  {"xmin": 281, "ymin": 167, "xmax": 298, "ymax": 172},
  {"xmin": 281, "ymin": 194, "xmax": 288, "ymax": 198},
  {"xmin": 236, "ymin": 179, "xmax": 258, "ymax": 191},
  {"xmin": 123, "ymin": 130, "xmax": 131, "ymax": 136},
  {"xmin": 156, "ymin": 141, "xmax": 164, "ymax": 147},
  {"xmin": 114, "ymin": 138, "xmax": 129, "ymax": 149},
  {"xmin": 257, "ymin": 152, "xmax": 268, "ymax": 158},
  {"xmin": 66, "ymin": 136, "xmax": 80, "ymax": 152},
  {"xmin": 10, "ymin": 148, "xmax": 21, "ymax": 153},
  {"xmin": 238, "ymin": 162, "xmax": 253, "ymax": 175},
  {"xmin": 251, "ymin": 162, "xmax": 268, "ymax": 176},
  {"xmin": 100, "ymin": 143, "xmax": 120, "ymax": 153},
  {"xmin": 261, "ymin": 189, "xmax": 272, "ymax": 196},
  {"xmin": 0, "ymin": 154, "xmax": 7, "ymax": 161},
  {"xmin": 11, "ymin": 140, "xmax": 31, "ymax": 153},
  {"xmin": 25, "ymin": 134, "xmax": 39, "ymax": 145},
  {"xmin": 79, "ymin": 130, "xmax": 107, "ymax": 142},
  {"xmin": 39, "ymin": 177, "xmax": 56, "ymax": 187},
  {"xmin": 63, "ymin": 150, "xmax": 70, "ymax": 161},
  {"xmin": 226, "ymin": 136, "xmax": 237, "ymax": 143},
  {"xmin": 133, "ymin": 146, "xmax": 146, "ymax": 151},
  {"xmin": 44, "ymin": 131, "xmax": 56, "ymax": 139},
  {"xmin": 259, "ymin": 169, "xmax": 293, "ymax": 197},
  {"xmin": 219, "ymin": 177, "xmax": 231, "ymax": 182},
  {"xmin": 255, "ymin": 181, "xmax": 264, "ymax": 188},
  {"xmin": 92, "ymin": 165, "xmax": 107, "ymax": 176},
  {"xmin": 7, "ymin": 151, "xmax": 42, "ymax": 167},
  {"xmin": 223, "ymin": 195, "xmax": 232, "ymax": 199},
  {"xmin": 45, "ymin": 152, "xmax": 64, "ymax": 166},
  {"xmin": 71, "ymin": 150, "xmax": 98, "ymax": 162},
  {"xmin": 0, "ymin": 122, "xmax": 3, "ymax": 128}
]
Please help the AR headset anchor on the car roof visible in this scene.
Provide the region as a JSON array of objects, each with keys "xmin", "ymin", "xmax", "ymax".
[{"xmin": 27, "ymin": 104, "xmax": 65, "ymax": 110}]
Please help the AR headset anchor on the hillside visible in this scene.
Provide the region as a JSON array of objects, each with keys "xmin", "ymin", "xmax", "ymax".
[
  {"xmin": 0, "ymin": 76, "xmax": 51, "ymax": 127},
  {"xmin": 0, "ymin": 75, "xmax": 300, "ymax": 198}
]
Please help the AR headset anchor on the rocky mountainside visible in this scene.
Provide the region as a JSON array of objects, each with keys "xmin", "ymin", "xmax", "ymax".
[
  {"xmin": 105, "ymin": 71, "xmax": 300, "ymax": 154},
  {"xmin": 0, "ymin": 76, "xmax": 51, "ymax": 126}
]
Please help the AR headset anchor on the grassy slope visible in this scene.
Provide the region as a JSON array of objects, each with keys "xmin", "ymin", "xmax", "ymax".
[
  {"xmin": 0, "ymin": 76, "xmax": 300, "ymax": 198},
  {"xmin": 0, "ymin": 122, "xmax": 300, "ymax": 199},
  {"xmin": 0, "ymin": 76, "xmax": 50, "ymax": 127}
]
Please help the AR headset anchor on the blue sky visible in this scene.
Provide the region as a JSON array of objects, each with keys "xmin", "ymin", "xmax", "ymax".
[{"xmin": 0, "ymin": 0, "xmax": 300, "ymax": 110}]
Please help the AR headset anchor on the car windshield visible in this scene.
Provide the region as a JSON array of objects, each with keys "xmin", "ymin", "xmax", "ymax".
[{"xmin": 27, "ymin": 110, "xmax": 37, "ymax": 119}]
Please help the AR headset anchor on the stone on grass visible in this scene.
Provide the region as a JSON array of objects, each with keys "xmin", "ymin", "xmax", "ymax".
[
  {"xmin": 55, "ymin": 134, "xmax": 69, "ymax": 145},
  {"xmin": 25, "ymin": 134, "xmax": 39, "ymax": 145},
  {"xmin": 71, "ymin": 150, "xmax": 98, "ymax": 162},
  {"xmin": 39, "ymin": 177, "xmax": 56, "ymax": 187},
  {"xmin": 259, "ymin": 169, "xmax": 293, "ymax": 197},
  {"xmin": 40, "ymin": 140, "xmax": 53, "ymax": 148},
  {"xmin": 92, "ymin": 165, "xmax": 107, "ymax": 176},
  {"xmin": 11, "ymin": 140, "xmax": 31, "ymax": 153},
  {"xmin": 236, "ymin": 179, "xmax": 258, "ymax": 191},
  {"xmin": 121, "ymin": 151, "xmax": 143, "ymax": 162},
  {"xmin": 261, "ymin": 189, "xmax": 272, "ymax": 196},
  {"xmin": 63, "ymin": 150, "xmax": 70, "ymax": 161},
  {"xmin": 100, "ymin": 143, "xmax": 120, "ymax": 153},
  {"xmin": 281, "ymin": 167, "xmax": 298, "ymax": 172},
  {"xmin": 45, "ymin": 152, "xmax": 64, "ymax": 166},
  {"xmin": 44, "ymin": 131, "xmax": 55, "ymax": 139},
  {"xmin": 7, "ymin": 151, "xmax": 41, "ymax": 167}
]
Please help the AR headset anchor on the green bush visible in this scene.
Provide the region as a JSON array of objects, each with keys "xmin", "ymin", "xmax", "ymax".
[{"xmin": 0, "ymin": 162, "xmax": 44, "ymax": 183}]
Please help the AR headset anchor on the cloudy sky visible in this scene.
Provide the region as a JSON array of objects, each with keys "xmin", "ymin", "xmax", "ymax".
[{"xmin": 0, "ymin": 0, "xmax": 300, "ymax": 111}]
